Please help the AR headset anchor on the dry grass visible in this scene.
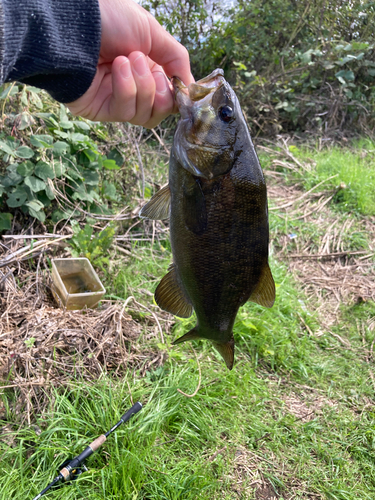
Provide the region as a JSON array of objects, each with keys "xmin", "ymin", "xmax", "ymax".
[
  {"xmin": 0, "ymin": 239, "xmax": 166, "ymax": 421},
  {"xmin": 265, "ymin": 150, "xmax": 375, "ymax": 328}
]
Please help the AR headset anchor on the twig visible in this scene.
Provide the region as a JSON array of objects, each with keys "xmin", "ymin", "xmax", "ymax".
[
  {"xmin": 208, "ymin": 446, "xmax": 227, "ymax": 462},
  {"xmin": 289, "ymin": 250, "xmax": 369, "ymax": 259},
  {"xmin": 151, "ymin": 128, "xmax": 170, "ymax": 156},
  {"xmin": 269, "ymin": 174, "xmax": 338, "ymax": 211}
]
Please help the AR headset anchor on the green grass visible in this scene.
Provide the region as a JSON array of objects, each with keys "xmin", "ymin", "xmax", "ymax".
[
  {"xmin": 2, "ymin": 256, "xmax": 375, "ymax": 500},
  {"xmin": 285, "ymin": 138, "xmax": 375, "ymax": 216},
  {"xmin": 1, "ymin": 138, "xmax": 375, "ymax": 499}
]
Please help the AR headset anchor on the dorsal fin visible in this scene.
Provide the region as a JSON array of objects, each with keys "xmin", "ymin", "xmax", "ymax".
[
  {"xmin": 155, "ymin": 264, "xmax": 193, "ymax": 318},
  {"xmin": 249, "ymin": 263, "xmax": 275, "ymax": 308},
  {"xmin": 139, "ymin": 184, "xmax": 171, "ymax": 220},
  {"xmin": 212, "ymin": 338, "xmax": 235, "ymax": 370}
]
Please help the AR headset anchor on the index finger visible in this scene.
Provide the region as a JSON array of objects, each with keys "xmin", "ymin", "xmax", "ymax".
[{"xmin": 147, "ymin": 15, "xmax": 195, "ymax": 86}]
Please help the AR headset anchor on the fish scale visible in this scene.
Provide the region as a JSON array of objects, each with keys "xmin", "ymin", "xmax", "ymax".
[{"xmin": 140, "ymin": 69, "xmax": 275, "ymax": 370}]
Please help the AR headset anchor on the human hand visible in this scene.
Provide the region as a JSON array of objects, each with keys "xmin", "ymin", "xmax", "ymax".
[{"xmin": 67, "ymin": 0, "xmax": 194, "ymax": 127}]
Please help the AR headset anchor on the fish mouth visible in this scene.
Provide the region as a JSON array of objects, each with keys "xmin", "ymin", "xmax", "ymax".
[{"xmin": 173, "ymin": 69, "xmax": 225, "ymax": 116}]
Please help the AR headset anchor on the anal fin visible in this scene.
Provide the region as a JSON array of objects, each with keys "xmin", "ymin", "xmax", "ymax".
[
  {"xmin": 212, "ymin": 338, "xmax": 235, "ymax": 370},
  {"xmin": 173, "ymin": 327, "xmax": 200, "ymax": 345},
  {"xmin": 249, "ymin": 262, "xmax": 275, "ymax": 308},
  {"xmin": 155, "ymin": 264, "xmax": 193, "ymax": 318},
  {"xmin": 139, "ymin": 184, "xmax": 171, "ymax": 220}
]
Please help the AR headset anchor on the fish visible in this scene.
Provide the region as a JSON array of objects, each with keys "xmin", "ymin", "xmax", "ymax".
[{"xmin": 140, "ymin": 68, "xmax": 275, "ymax": 370}]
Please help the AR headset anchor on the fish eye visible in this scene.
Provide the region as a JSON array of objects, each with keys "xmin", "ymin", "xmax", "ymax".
[{"xmin": 218, "ymin": 105, "xmax": 234, "ymax": 123}]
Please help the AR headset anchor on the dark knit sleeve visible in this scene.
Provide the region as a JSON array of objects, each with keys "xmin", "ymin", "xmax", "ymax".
[{"xmin": 0, "ymin": 0, "xmax": 101, "ymax": 103}]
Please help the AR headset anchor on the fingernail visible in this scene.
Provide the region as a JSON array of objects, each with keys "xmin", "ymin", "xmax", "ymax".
[
  {"xmin": 120, "ymin": 59, "xmax": 131, "ymax": 79},
  {"xmin": 132, "ymin": 55, "xmax": 150, "ymax": 77},
  {"xmin": 154, "ymin": 72, "xmax": 168, "ymax": 94}
]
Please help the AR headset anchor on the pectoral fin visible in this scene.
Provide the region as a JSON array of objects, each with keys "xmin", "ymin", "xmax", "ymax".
[
  {"xmin": 212, "ymin": 338, "xmax": 235, "ymax": 370},
  {"xmin": 249, "ymin": 263, "xmax": 275, "ymax": 308},
  {"xmin": 155, "ymin": 264, "xmax": 193, "ymax": 318},
  {"xmin": 139, "ymin": 185, "xmax": 171, "ymax": 220}
]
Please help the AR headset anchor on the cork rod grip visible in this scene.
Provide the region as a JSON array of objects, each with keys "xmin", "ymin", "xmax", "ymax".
[{"xmin": 89, "ymin": 434, "xmax": 107, "ymax": 451}]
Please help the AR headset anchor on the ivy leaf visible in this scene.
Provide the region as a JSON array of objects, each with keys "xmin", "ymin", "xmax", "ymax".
[
  {"xmin": 17, "ymin": 161, "xmax": 35, "ymax": 177},
  {"xmin": 7, "ymin": 187, "xmax": 28, "ymax": 207},
  {"xmin": 103, "ymin": 159, "xmax": 120, "ymax": 170},
  {"xmin": 17, "ymin": 112, "xmax": 34, "ymax": 130},
  {"xmin": 335, "ymin": 70, "xmax": 355, "ymax": 82},
  {"xmin": 0, "ymin": 213, "xmax": 13, "ymax": 231},
  {"xmin": 103, "ymin": 181, "xmax": 118, "ymax": 201},
  {"xmin": 107, "ymin": 149, "xmax": 124, "ymax": 167},
  {"xmin": 0, "ymin": 140, "xmax": 16, "ymax": 155},
  {"xmin": 54, "ymin": 130, "xmax": 69, "ymax": 139},
  {"xmin": 35, "ymin": 161, "xmax": 55, "ymax": 181},
  {"xmin": 60, "ymin": 120, "xmax": 73, "ymax": 129},
  {"xmin": 45, "ymin": 183, "xmax": 55, "ymax": 200},
  {"xmin": 24, "ymin": 175, "xmax": 46, "ymax": 192},
  {"xmin": 27, "ymin": 205, "xmax": 46, "ymax": 222},
  {"xmin": 30, "ymin": 135, "xmax": 54, "ymax": 148},
  {"xmin": 73, "ymin": 121, "xmax": 91, "ymax": 131},
  {"xmin": 15, "ymin": 146, "xmax": 34, "ymax": 159},
  {"xmin": 0, "ymin": 85, "xmax": 19, "ymax": 99},
  {"xmin": 53, "ymin": 141, "xmax": 69, "ymax": 155},
  {"xmin": 26, "ymin": 199, "xmax": 45, "ymax": 211},
  {"xmin": 82, "ymin": 170, "xmax": 99, "ymax": 186},
  {"xmin": 2, "ymin": 166, "xmax": 23, "ymax": 187}
]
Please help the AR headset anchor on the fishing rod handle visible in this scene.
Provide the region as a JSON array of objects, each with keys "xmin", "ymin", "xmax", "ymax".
[
  {"xmin": 121, "ymin": 402, "xmax": 142, "ymax": 423},
  {"xmin": 59, "ymin": 435, "xmax": 107, "ymax": 480}
]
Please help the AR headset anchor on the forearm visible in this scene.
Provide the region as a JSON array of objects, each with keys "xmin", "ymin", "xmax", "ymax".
[{"xmin": 0, "ymin": 0, "xmax": 101, "ymax": 103}]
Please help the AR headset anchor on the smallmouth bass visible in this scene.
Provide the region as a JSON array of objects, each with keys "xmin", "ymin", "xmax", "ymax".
[{"xmin": 140, "ymin": 69, "xmax": 275, "ymax": 370}]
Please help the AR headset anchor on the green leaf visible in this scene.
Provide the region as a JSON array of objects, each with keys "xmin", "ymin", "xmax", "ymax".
[
  {"xmin": 82, "ymin": 170, "xmax": 99, "ymax": 186},
  {"xmin": 69, "ymin": 133, "xmax": 87, "ymax": 144},
  {"xmin": 2, "ymin": 166, "xmax": 23, "ymax": 187},
  {"xmin": 17, "ymin": 161, "xmax": 35, "ymax": 177},
  {"xmin": 73, "ymin": 120, "xmax": 91, "ymax": 131},
  {"xmin": 53, "ymin": 162, "xmax": 67, "ymax": 177},
  {"xmin": 0, "ymin": 85, "xmax": 19, "ymax": 99},
  {"xmin": 30, "ymin": 134, "xmax": 54, "ymax": 148},
  {"xmin": 15, "ymin": 146, "xmax": 34, "ymax": 159},
  {"xmin": 27, "ymin": 86, "xmax": 42, "ymax": 94},
  {"xmin": 233, "ymin": 61, "xmax": 247, "ymax": 71},
  {"xmin": 0, "ymin": 140, "xmax": 16, "ymax": 155},
  {"xmin": 60, "ymin": 120, "xmax": 73, "ymax": 129},
  {"xmin": 0, "ymin": 213, "xmax": 13, "ymax": 231},
  {"xmin": 53, "ymin": 141, "xmax": 69, "ymax": 155},
  {"xmin": 26, "ymin": 199, "xmax": 45, "ymax": 211},
  {"xmin": 17, "ymin": 112, "xmax": 34, "ymax": 130},
  {"xmin": 45, "ymin": 183, "xmax": 55, "ymax": 200},
  {"xmin": 24, "ymin": 175, "xmax": 46, "ymax": 192},
  {"xmin": 107, "ymin": 149, "xmax": 124, "ymax": 167},
  {"xmin": 35, "ymin": 161, "xmax": 55, "ymax": 181},
  {"xmin": 103, "ymin": 182, "xmax": 118, "ymax": 201},
  {"xmin": 7, "ymin": 187, "xmax": 28, "ymax": 207},
  {"xmin": 103, "ymin": 159, "xmax": 120, "ymax": 170},
  {"xmin": 53, "ymin": 130, "xmax": 69, "ymax": 139},
  {"xmin": 27, "ymin": 206, "xmax": 46, "ymax": 222},
  {"xmin": 368, "ymin": 69, "xmax": 375, "ymax": 76},
  {"xmin": 335, "ymin": 70, "xmax": 355, "ymax": 82}
]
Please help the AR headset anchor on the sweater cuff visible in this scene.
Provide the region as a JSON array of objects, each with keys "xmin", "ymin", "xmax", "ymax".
[{"xmin": 1, "ymin": 0, "xmax": 101, "ymax": 103}]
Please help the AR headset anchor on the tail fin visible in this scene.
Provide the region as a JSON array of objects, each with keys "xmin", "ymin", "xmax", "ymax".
[{"xmin": 173, "ymin": 328, "xmax": 235, "ymax": 370}]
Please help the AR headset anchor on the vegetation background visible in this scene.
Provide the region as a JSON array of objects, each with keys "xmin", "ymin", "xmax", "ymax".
[{"xmin": 0, "ymin": 1, "xmax": 374, "ymax": 499}]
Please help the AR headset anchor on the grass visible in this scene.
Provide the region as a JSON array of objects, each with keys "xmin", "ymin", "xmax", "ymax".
[
  {"xmin": 1, "ymin": 137, "xmax": 375, "ymax": 499},
  {"xmin": 285, "ymin": 138, "xmax": 375, "ymax": 216}
]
